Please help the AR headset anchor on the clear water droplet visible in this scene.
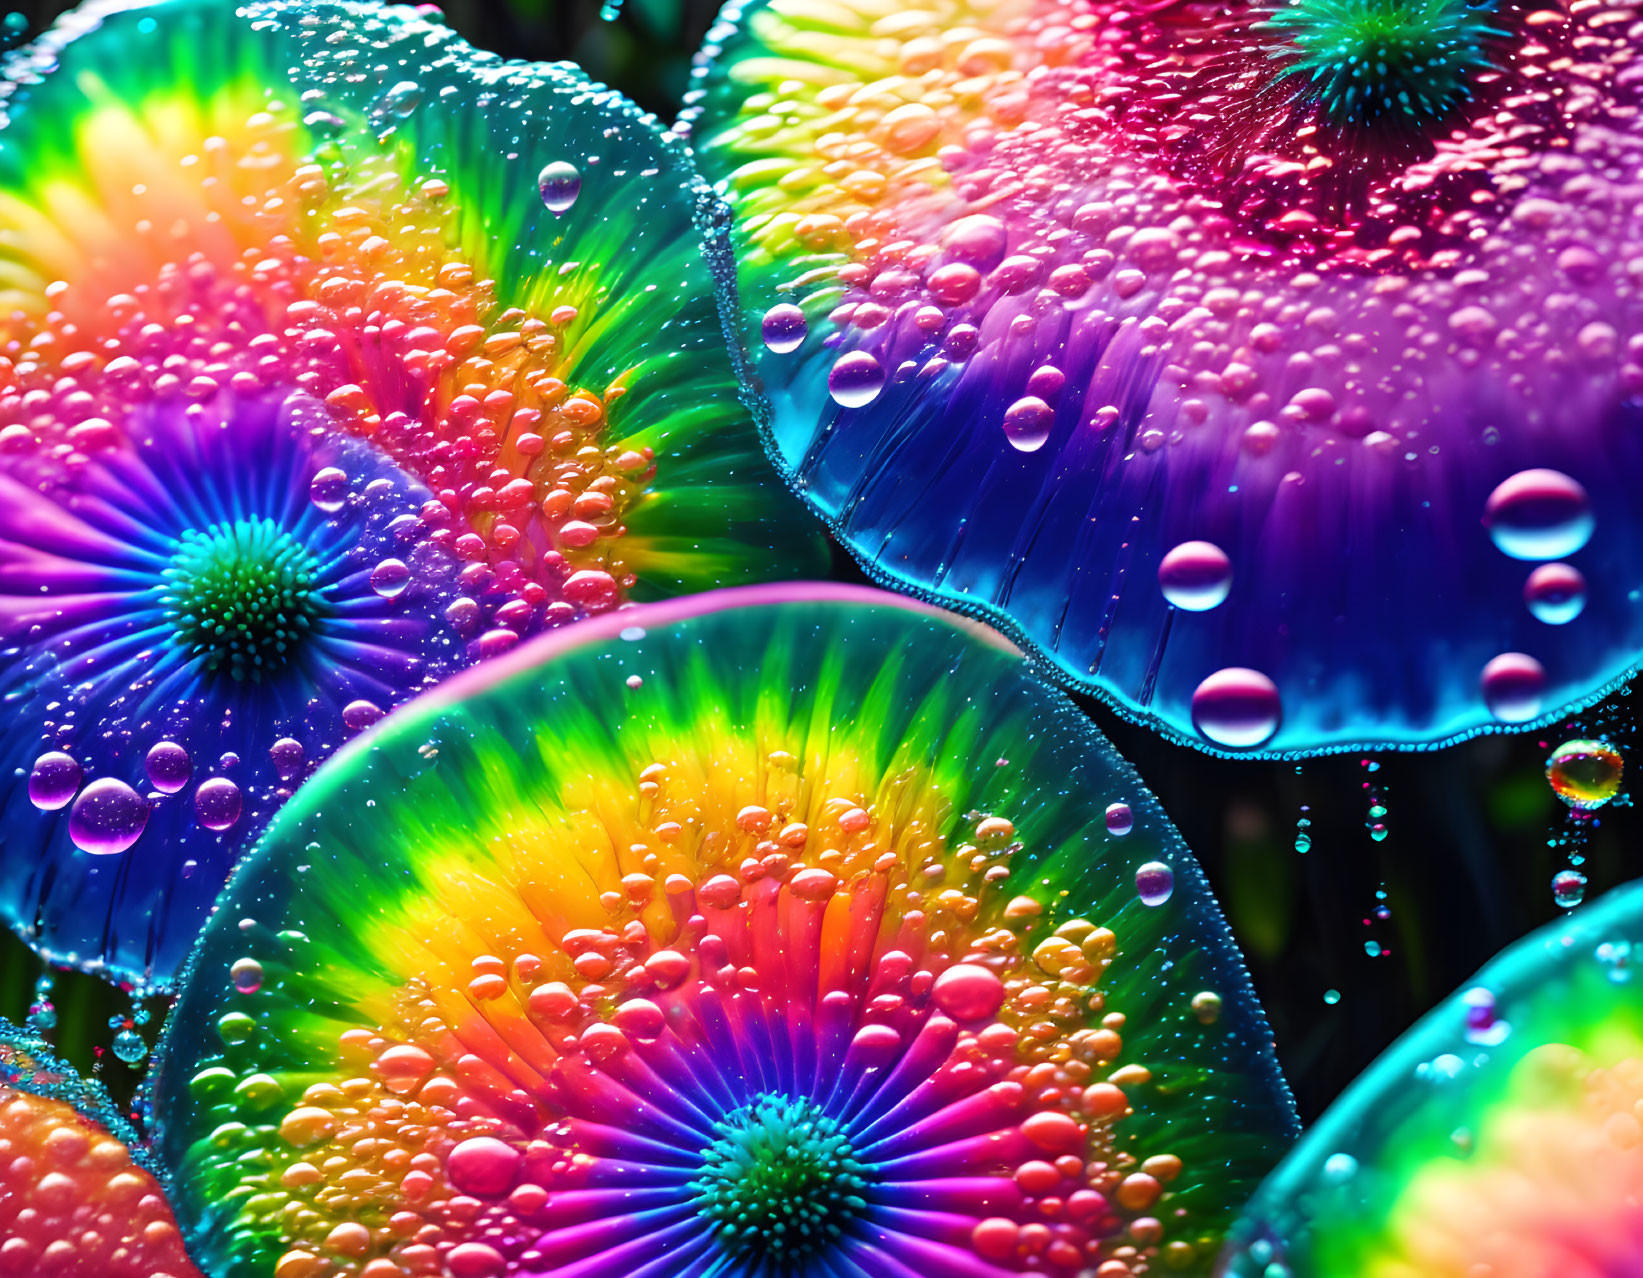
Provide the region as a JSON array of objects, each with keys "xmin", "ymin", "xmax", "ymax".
[
  {"xmin": 828, "ymin": 351, "xmax": 885, "ymax": 408},
  {"xmin": 144, "ymin": 740, "xmax": 191, "ymax": 794},
  {"xmin": 1523, "ymin": 562, "xmax": 1586, "ymax": 625},
  {"xmin": 194, "ymin": 777, "xmax": 243, "ymax": 832},
  {"xmin": 370, "ymin": 558, "xmax": 411, "ymax": 599},
  {"xmin": 1158, "ymin": 541, "xmax": 1233, "ymax": 611},
  {"xmin": 1481, "ymin": 652, "xmax": 1546, "ymax": 723},
  {"xmin": 309, "ymin": 466, "xmax": 349, "ymax": 513},
  {"xmin": 1484, "ymin": 468, "xmax": 1593, "ymax": 560},
  {"xmin": 761, "ymin": 303, "xmax": 807, "ymax": 354},
  {"xmin": 538, "ymin": 161, "xmax": 581, "ymax": 215},
  {"xmin": 1135, "ymin": 861, "xmax": 1175, "ymax": 907},
  {"xmin": 1191, "ymin": 668, "xmax": 1282, "ymax": 749}
]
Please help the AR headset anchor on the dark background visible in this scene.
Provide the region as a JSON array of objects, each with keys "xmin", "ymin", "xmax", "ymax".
[{"xmin": 0, "ymin": 0, "xmax": 1632, "ymax": 1128}]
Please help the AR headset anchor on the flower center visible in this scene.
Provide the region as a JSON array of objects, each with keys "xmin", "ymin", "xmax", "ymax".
[
  {"xmin": 1261, "ymin": 0, "xmax": 1504, "ymax": 129},
  {"xmin": 691, "ymin": 1095, "xmax": 871, "ymax": 1262},
  {"xmin": 161, "ymin": 519, "xmax": 326, "ymax": 682}
]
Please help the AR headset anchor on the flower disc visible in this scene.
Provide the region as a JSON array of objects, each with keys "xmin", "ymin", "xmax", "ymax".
[
  {"xmin": 0, "ymin": 0, "xmax": 823, "ymax": 986},
  {"xmin": 0, "ymin": 1017, "xmax": 202, "ymax": 1277},
  {"xmin": 151, "ymin": 583, "xmax": 1295, "ymax": 1277},
  {"xmin": 686, "ymin": 0, "xmax": 1643, "ymax": 755},
  {"xmin": 1220, "ymin": 878, "xmax": 1643, "ymax": 1278}
]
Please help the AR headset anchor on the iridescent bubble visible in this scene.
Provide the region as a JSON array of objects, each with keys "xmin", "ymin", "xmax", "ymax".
[
  {"xmin": 369, "ymin": 557, "xmax": 411, "ymax": 599},
  {"xmin": 1135, "ymin": 860, "xmax": 1175, "ymax": 907},
  {"xmin": 194, "ymin": 778, "xmax": 242, "ymax": 832},
  {"xmin": 828, "ymin": 351, "xmax": 885, "ymax": 408},
  {"xmin": 537, "ymin": 160, "xmax": 581, "ymax": 215},
  {"xmin": 1191, "ymin": 668, "xmax": 1282, "ymax": 750},
  {"xmin": 761, "ymin": 303, "xmax": 807, "ymax": 354},
  {"xmin": 1002, "ymin": 395, "xmax": 1055, "ymax": 452},
  {"xmin": 1158, "ymin": 541, "xmax": 1233, "ymax": 611},
  {"xmin": 1551, "ymin": 868, "xmax": 1588, "ymax": 909},
  {"xmin": 28, "ymin": 752, "xmax": 81, "ymax": 811},
  {"xmin": 1545, "ymin": 739, "xmax": 1623, "ymax": 810},
  {"xmin": 1105, "ymin": 801, "xmax": 1134, "ymax": 836},
  {"xmin": 1484, "ymin": 469, "xmax": 1594, "ymax": 561},
  {"xmin": 1480, "ymin": 653, "xmax": 1546, "ymax": 724},
  {"xmin": 67, "ymin": 779, "xmax": 149, "ymax": 856},
  {"xmin": 144, "ymin": 741, "xmax": 192, "ymax": 795},
  {"xmin": 307, "ymin": 466, "xmax": 349, "ymax": 513},
  {"xmin": 1523, "ymin": 562, "xmax": 1586, "ymax": 625}
]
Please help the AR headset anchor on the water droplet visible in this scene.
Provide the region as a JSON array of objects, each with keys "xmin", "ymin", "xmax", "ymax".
[
  {"xmin": 230, "ymin": 957, "xmax": 264, "ymax": 994},
  {"xmin": 27, "ymin": 751, "xmax": 80, "ymax": 810},
  {"xmin": 1481, "ymin": 652, "xmax": 1546, "ymax": 723},
  {"xmin": 1158, "ymin": 541, "xmax": 1233, "ymax": 611},
  {"xmin": 1002, "ymin": 395, "xmax": 1055, "ymax": 452},
  {"xmin": 446, "ymin": 1136, "xmax": 522, "ymax": 1197},
  {"xmin": 1546, "ymin": 739, "xmax": 1623, "ymax": 810},
  {"xmin": 343, "ymin": 700, "xmax": 385, "ymax": 732},
  {"xmin": 1552, "ymin": 868, "xmax": 1588, "ymax": 908},
  {"xmin": 931, "ymin": 963, "xmax": 1005, "ymax": 1021},
  {"xmin": 144, "ymin": 741, "xmax": 191, "ymax": 794},
  {"xmin": 1104, "ymin": 801, "xmax": 1134, "ymax": 837},
  {"xmin": 1484, "ymin": 468, "xmax": 1594, "ymax": 560},
  {"xmin": 761, "ymin": 303, "xmax": 807, "ymax": 354},
  {"xmin": 1323, "ymin": 989, "xmax": 1341, "ymax": 1005},
  {"xmin": 369, "ymin": 557, "xmax": 411, "ymax": 599},
  {"xmin": 194, "ymin": 777, "xmax": 243, "ymax": 832},
  {"xmin": 309, "ymin": 466, "xmax": 349, "ymax": 513},
  {"xmin": 1191, "ymin": 667, "xmax": 1282, "ymax": 749},
  {"xmin": 270, "ymin": 737, "xmax": 305, "ymax": 782},
  {"xmin": 112, "ymin": 1029, "xmax": 147, "ymax": 1064},
  {"xmin": 1135, "ymin": 860, "xmax": 1175, "ymax": 907},
  {"xmin": 67, "ymin": 778, "xmax": 149, "ymax": 855},
  {"xmin": 1523, "ymin": 562, "xmax": 1587, "ymax": 625},
  {"xmin": 828, "ymin": 351, "xmax": 885, "ymax": 407},
  {"xmin": 380, "ymin": 79, "xmax": 422, "ymax": 116},
  {"xmin": 537, "ymin": 161, "xmax": 581, "ymax": 215}
]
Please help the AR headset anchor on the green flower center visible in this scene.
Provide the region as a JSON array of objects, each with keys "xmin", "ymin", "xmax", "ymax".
[
  {"xmin": 1262, "ymin": 0, "xmax": 1504, "ymax": 128},
  {"xmin": 161, "ymin": 519, "xmax": 326, "ymax": 682},
  {"xmin": 691, "ymin": 1096, "xmax": 871, "ymax": 1262}
]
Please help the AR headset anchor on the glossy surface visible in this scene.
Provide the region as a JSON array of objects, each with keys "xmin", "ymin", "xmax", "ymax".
[
  {"xmin": 0, "ymin": 0, "xmax": 823, "ymax": 986},
  {"xmin": 152, "ymin": 583, "xmax": 1296, "ymax": 1277},
  {"xmin": 686, "ymin": 0, "xmax": 1643, "ymax": 755}
]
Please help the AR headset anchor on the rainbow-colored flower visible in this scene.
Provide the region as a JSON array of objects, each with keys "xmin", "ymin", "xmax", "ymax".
[
  {"xmin": 150, "ymin": 584, "xmax": 1296, "ymax": 1277},
  {"xmin": 0, "ymin": 0, "xmax": 823, "ymax": 985},
  {"xmin": 686, "ymin": 0, "xmax": 1643, "ymax": 756},
  {"xmin": 0, "ymin": 1017, "xmax": 202, "ymax": 1277},
  {"xmin": 1221, "ymin": 878, "xmax": 1643, "ymax": 1278}
]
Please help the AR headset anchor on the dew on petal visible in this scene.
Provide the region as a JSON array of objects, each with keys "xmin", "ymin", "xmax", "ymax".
[{"xmin": 151, "ymin": 585, "xmax": 1294, "ymax": 1278}]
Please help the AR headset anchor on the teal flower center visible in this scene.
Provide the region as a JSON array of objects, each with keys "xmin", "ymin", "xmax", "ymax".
[
  {"xmin": 1262, "ymin": 0, "xmax": 1504, "ymax": 128},
  {"xmin": 691, "ymin": 1096, "xmax": 871, "ymax": 1261},
  {"xmin": 161, "ymin": 519, "xmax": 326, "ymax": 682}
]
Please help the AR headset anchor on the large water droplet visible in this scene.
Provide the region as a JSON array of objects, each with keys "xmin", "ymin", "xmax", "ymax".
[
  {"xmin": 762, "ymin": 303, "xmax": 807, "ymax": 354},
  {"xmin": 230, "ymin": 957, "xmax": 264, "ymax": 995},
  {"xmin": 1105, "ymin": 802, "xmax": 1134, "ymax": 837},
  {"xmin": 1484, "ymin": 469, "xmax": 1593, "ymax": 560},
  {"xmin": 1546, "ymin": 739, "xmax": 1623, "ymax": 810},
  {"xmin": 343, "ymin": 700, "xmax": 385, "ymax": 732},
  {"xmin": 309, "ymin": 466, "xmax": 349, "ymax": 513},
  {"xmin": 828, "ymin": 352, "xmax": 885, "ymax": 408},
  {"xmin": 1002, "ymin": 395, "xmax": 1055, "ymax": 452},
  {"xmin": 1481, "ymin": 652, "xmax": 1546, "ymax": 723},
  {"xmin": 1135, "ymin": 861, "xmax": 1175, "ymax": 907},
  {"xmin": 1523, "ymin": 562, "xmax": 1586, "ymax": 625},
  {"xmin": 1191, "ymin": 668, "xmax": 1281, "ymax": 749},
  {"xmin": 68, "ymin": 778, "xmax": 149, "ymax": 855},
  {"xmin": 144, "ymin": 741, "xmax": 191, "ymax": 794},
  {"xmin": 195, "ymin": 778, "xmax": 243, "ymax": 832},
  {"xmin": 370, "ymin": 558, "xmax": 411, "ymax": 599},
  {"xmin": 28, "ymin": 752, "xmax": 81, "ymax": 811},
  {"xmin": 1158, "ymin": 541, "xmax": 1233, "ymax": 611},
  {"xmin": 537, "ymin": 161, "xmax": 581, "ymax": 215}
]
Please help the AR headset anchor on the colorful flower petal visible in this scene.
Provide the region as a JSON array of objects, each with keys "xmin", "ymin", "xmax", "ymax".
[
  {"xmin": 150, "ymin": 583, "xmax": 1296, "ymax": 1277},
  {"xmin": 0, "ymin": 1016, "xmax": 202, "ymax": 1277},
  {"xmin": 684, "ymin": 0, "xmax": 1643, "ymax": 755},
  {"xmin": 0, "ymin": 0, "xmax": 824, "ymax": 986},
  {"xmin": 1221, "ymin": 878, "xmax": 1643, "ymax": 1278}
]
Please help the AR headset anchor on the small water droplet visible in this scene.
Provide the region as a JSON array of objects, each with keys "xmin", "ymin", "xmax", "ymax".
[
  {"xmin": 195, "ymin": 777, "xmax": 243, "ymax": 832},
  {"xmin": 1135, "ymin": 860, "xmax": 1174, "ymax": 907},
  {"xmin": 1158, "ymin": 541, "xmax": 1233, "ymax": 611},
  {"xmin": 537, "ymin": 161, "xmax": 581, "ymax": 215},
  {"xmin": 370, "ymin": 557, "xmax": 411, "ymax": 599},
  {"xmin": 28, "ymin": 751, "xmax": 81, "ymax": 810},
  {"xmin": 762, "ymin": 303, "xmax": 807, "ymax": 354},
  {"xmin": 309, "ymin": 466, "xmax": 349, "ymax": 513}
]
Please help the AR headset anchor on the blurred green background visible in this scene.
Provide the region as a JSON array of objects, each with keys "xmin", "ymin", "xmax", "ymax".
[{"xmin": 0, "ymin": 0, "xmax": 1632, "ymax": 1128}]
